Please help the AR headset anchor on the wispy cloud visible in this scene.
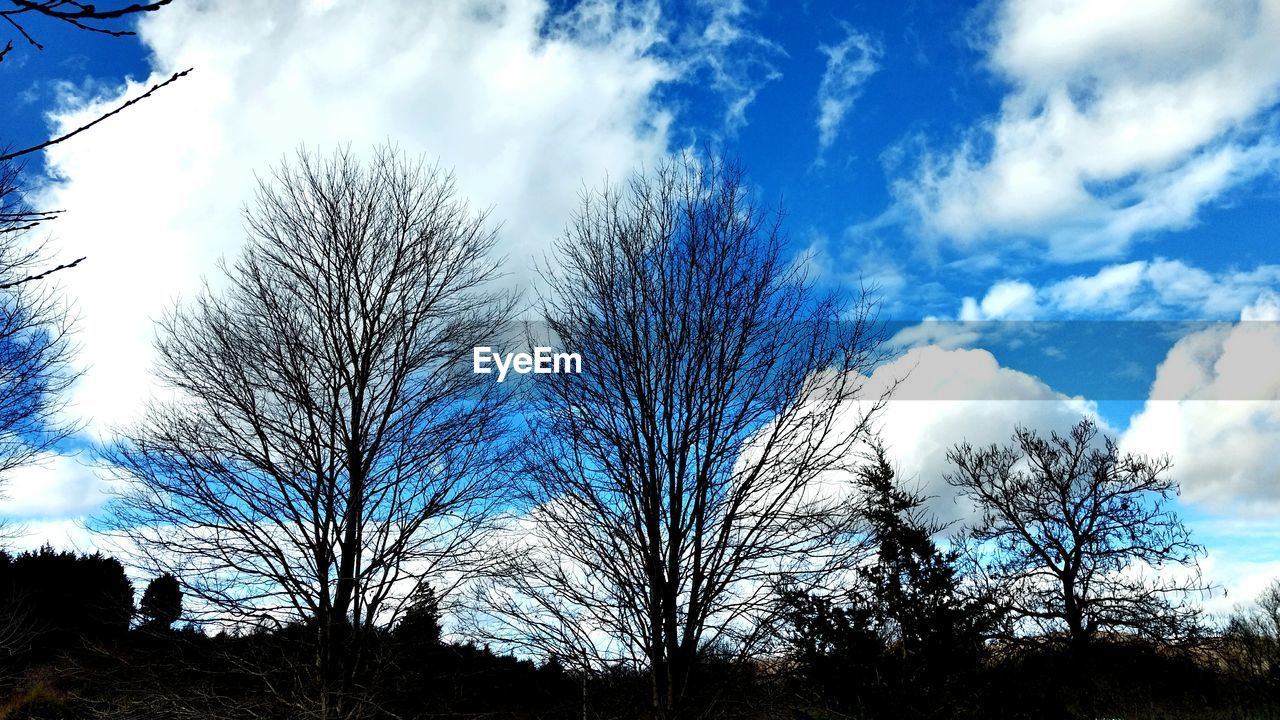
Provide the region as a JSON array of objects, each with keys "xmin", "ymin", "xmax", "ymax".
[
  {"xmin": 815, "ymin": 24, "xmax": 880, "ymax": 154},
  {"xmin": 681, "ymin": 0, "xmax": 786, "ymax": 133}
]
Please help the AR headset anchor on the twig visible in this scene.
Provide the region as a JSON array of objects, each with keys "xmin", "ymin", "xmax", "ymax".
[
  {"xmin": 0, "ymin": 254, "xmax": 84, "ymax": 288},
  {"xmin": 6, "ymin": 0, "xmax": 172, "ymax": 22},
  {"xmin": 0, "ymin": 67, "xmax": 192, "ymax": 163},
  {"xmin": 1, "ymin": 12, "xmax": 42, "ymax": 49}
]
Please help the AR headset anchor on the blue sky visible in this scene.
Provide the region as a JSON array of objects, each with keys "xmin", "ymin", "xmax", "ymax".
[
  {"xmin": 3, "ymin": 0, "xmax": 1280, "ymax": 615},
  {"xmin": 6, "ymin": 2, "xmax": 1279, "ymax": 328}
]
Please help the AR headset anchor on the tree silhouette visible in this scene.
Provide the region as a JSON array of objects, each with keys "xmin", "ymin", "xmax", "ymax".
[
  {"xmin": 947, "ymin": 418, "xmax": 1210, "ymax": 651},
  {"xmin": 0, "ymin": 546, "xmax": 134, "ymax": 659},
  {"xmin": 785, "ymin": 443, "xmax": 996, "ymax": 719},
  {"xmin": 100, "ymin": 146, "xmax": 514, "ymax": 719},
  {"xmin": 138, "ymin": 573, "xmax": 182, "ymax": 630},
  {"xmin": 476, "ymin": 154, "xmax": 887, "ymax": 720},
  {"xmin": 1227, "ymin": 579, "xmax": 1280, "ymax": 695},
  {"xmin": 395, "ymin": 584, "xmax": 442, "ymax": 647}
]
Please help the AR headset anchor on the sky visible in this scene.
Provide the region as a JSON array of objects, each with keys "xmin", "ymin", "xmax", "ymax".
[{"xmin": 1, "ymin": 0, "xmax": 1279, "ymax": 619}]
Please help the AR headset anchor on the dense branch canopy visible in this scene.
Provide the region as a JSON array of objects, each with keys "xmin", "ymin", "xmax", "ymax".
[
  {"xmin": 100, "ymin": 147, "xmax": 514, "ymax": 631},
  {"xmin": 474, "ymin": 154, "xmax": 888, "ymax": 718},
  {"xmin": 947, "ymin": 418, "xmax": 1211, "ymax": 647}
]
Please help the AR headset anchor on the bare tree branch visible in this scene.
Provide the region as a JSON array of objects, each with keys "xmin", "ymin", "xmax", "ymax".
[
  {"xmin": 1, "ymin": 0, "xmax": 171, "ymax": 42},
  {"xmin": 0, "ymin": 68, "xmax": 192, "ymax": 163},
  {"xmin": 0, "ymin": 254, "xmax": 84, "ymax": 289},
  {"xmin": 0, "ymin": 161, "xmax": 80, "ymax": 491}
]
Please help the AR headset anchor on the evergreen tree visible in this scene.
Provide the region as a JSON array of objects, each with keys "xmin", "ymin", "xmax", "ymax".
[
  {"xmin": 138, "ymin": 573, "xmax": 183, "ymax": 630},
  {"xmin": 854, "ymin": 444, "xmax": 996, "ymax": 716},
  {"xmin": 395, "ymin": 584, "xmax": 442, "ymax": 646},
  {"xmin": 785, "ymin": 444, "xmax": 997, "ymax": 719},
  {"xmin": 0, "ymin": 546, "xmax": 134, "ymax": 659}
]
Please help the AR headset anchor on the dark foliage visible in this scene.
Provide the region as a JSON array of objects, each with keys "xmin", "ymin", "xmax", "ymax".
[
  {"xmin": 783, "ymin": 445, "xmax": 998, "ymax": 719},
  {"xmin": 976, "ymin": 640, "xmax": 1261, "ymax": 720},
  {"xmin": 394, "ymin": 585, "xmax": 442, "ymax": 648},
  {"xmin": 1223, "ymin": 579, "xmax": 1280, "ymax": 706},
  {"xmin": 137, "ymin": 574, "xmax": 182, "ymax": 631},
  {"xmin": 0, "ymin": 547, "xmax": 133, "ymax": 663}
]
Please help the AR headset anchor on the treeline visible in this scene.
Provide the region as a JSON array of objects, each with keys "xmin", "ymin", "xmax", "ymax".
[{"xmin": 2, "ymin": 461, "xmax": 1280, "ymax": 720}]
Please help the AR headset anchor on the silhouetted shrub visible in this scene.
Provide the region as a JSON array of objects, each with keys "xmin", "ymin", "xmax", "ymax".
[
  {"xmin": 0, "ymin": 546, "xmax": 133, "ymax": 661},
  {"xmin": 137, "ymin": 574, "xmax": 182, "ymax": 631}
]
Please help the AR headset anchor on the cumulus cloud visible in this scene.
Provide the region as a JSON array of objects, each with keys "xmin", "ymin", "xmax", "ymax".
[
  {"xmin": 13, "ymin": 0, "xmax": 816, "ymax": 541},
  {"xmin": 34, "ymin": 0, "xmax": 678, "ymax": 443},
  {"xmin": 851, "ymin": 345, "xmax": 1099, "ymax": 525},
  {"xmin": 1122, "ymin": 294, "xmax": 1280, "ymax": 513},
  {"xmin": 815, "ymin": 26, "xmax": 880, "ymax": 153},
  {"xmin": 2, "ymin": 0, "xmax": 708, "ymax": 537},
  {"xmin": 958, "ymin": 279, "xmax": 1037, "ymax": 320},
  {"xmin": 958, "ymin": 258, "xmax": 1280, "ymax": 320},
  {"xmin": 896, "ymin": 0, "xmax": 1280, "ymax": 259}
]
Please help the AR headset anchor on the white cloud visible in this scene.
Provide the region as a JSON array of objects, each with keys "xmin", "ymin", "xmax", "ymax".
[
  {"xmin": 815, "ymin": 26, "xmax": 880, "ymax": 152},
  {"xmin": 682, "ymin": 0, "xmax": 785, "ymax": 133},
  {"xmin": 958, "ymin": 279, "xmax": 1037, "ymax": 320},
  {"xmin": 1174, "ymin": 517, "xmax": 1280, "ymax": 619},
  {"xmin": 854, "ymin": 345, "xmax": 1099, "ymax": 525},
  {"xmin": 1044, "ymin": 260, "xmax": 1147, "ymax": 314},
  {"xmin": 0, "ymin": 453, "xmax": 107, "ymax": 519},
  {"xmin": 1121, "ymin": 297, "xmax": 1280, "ymax": 513},
  {"xmin": 1199, "ymin": 552, "xmax": 1280, "ymax": 620},
  {"xmin": 1242, "ymin": 289, "xmax": 1280, "ymax": 321},
  {"xmin": 6, "ymin": 518, "xmax": 98, "ymax": 553},
  {"xmin": 6, "ymin": 0, "xmax": 697, "ymax": 539},
  {"xmin": 33, "ymin": 0, "xmax": 677, "ymax": 444},
  {"xmin": 897, "ymin": 0, "xmax": 1280, "ymax": 259},
  {"xmin": 959, "ymin": 258, "xmax": 1280, "ymax": 320}
]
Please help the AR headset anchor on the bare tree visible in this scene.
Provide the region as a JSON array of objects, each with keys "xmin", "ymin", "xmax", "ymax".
[
  {"xmin": 1225, "ymin": 579, "xmax": 1280, "ymax": 686},
  {"xmin": 0, "ymin": 164, "xmax": 77, "ymax": 488},
  {"xmin": 99, "ymin": 146, "xmax": 514, "ymax": 719},
  {"xmin": 947, "ymin": 418, "xmax": 1211, "ymax": 652},
  {"xmin": 474, "ymin": 155, "xmax": 887, "ymax": 720}
]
